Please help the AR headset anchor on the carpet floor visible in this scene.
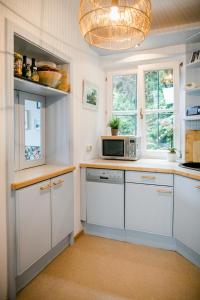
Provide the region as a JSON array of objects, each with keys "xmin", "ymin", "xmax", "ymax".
[{"xmin": 17, "ymin": 234, "xmax": 200, "ymax": 300}]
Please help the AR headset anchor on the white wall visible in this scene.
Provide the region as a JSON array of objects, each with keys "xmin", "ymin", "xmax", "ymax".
[{"xmin": 0, "ymin": 1, "xmax": 105, "ymax": 298}]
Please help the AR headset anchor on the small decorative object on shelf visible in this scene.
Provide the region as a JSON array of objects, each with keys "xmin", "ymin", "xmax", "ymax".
[
  {"xmin": 108, "ymin": 116, "xmax": 120, "ymax": 136},
  {"xmin": 31, "ymin": 58, "xmax": 39, "ymax": 82},
  {"xmin": 14, "ymin": 52, "xmax": 22, "ymax": 77},
  {"xmin": 185, "ymin": 82, "xmax": 197, "ymax": 89},
  {"xmin": 26, "ymin": 64, "xmax": 32, "ymax": 80},
  {"xmin": 190, "ymin": 50, "xmax": 200, "ymax": 63}
]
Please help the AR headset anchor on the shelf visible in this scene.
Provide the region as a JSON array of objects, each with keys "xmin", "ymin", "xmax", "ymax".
[
  {"xmin": 184, "ymin": 115, "xmax": 200, "ymax": 121},
  {"xmin": 185, "ymin": 87, "xmax": 200, "ymax": 96},
  {"xmin": 186, "ymin": 61, "xmax": 200, "ymax": 69},
  {"xmin": 14, "ymin": 77, "xmax": 69, "ymax": 97}
]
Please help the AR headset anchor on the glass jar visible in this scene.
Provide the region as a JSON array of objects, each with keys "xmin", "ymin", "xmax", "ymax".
[{"xmin": 14, "ymin": 52, "xmax": 22, "ymax": 77}]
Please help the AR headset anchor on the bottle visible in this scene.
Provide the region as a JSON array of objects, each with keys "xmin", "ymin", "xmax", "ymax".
[
  {"xmin": 31, "ymin": 66, "xmax": 39, "ymax": 82},
  {"xmin": 26, "ymin": 64, "xmax": 32, "ymax": 80},
  {"xmin": 31, "ymin": 58, "xmax": 36, "ymax": 73},
  {"xmin": 31, "ymin": 58, "xmax": 39, "ymax": 82},
  {"xmin": 22, "ymin": 55, "xmax": 27, "ymax": 78}
]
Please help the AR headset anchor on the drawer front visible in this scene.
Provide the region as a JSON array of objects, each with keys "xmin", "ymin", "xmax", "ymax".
[{"xmin": 126, "ymin": 171, "xmax": 173, "ymax": 186}]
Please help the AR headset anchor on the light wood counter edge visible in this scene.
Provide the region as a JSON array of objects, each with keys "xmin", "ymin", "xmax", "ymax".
[
  {"xmin": 80, "ymin": 163, "xmax": 175, "ymax": 174},
  {"xmin": 80, "ymin": 163, "xmax": 200, "ymax": 181},
  {"xmin": 174, "ymin": 169, "xmax": 200, "ymax": 181},
  {"xmin": 11, "ymin": 166, "xmax": 76, "ymax": 190}
]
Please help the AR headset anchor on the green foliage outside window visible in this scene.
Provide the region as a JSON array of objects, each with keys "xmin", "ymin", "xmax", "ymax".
[
  {"xmin": 112, "ymin": 74, "xmax": 137, "ymax": 135},
  {"xmin": 111, "ymin": 69, "xmax": 174, "ymax": 150}
]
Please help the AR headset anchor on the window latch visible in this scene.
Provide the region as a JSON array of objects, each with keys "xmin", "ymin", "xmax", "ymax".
[{"xmin": 140, "ymin": 108, "xmax": 143, "ymax": 119}]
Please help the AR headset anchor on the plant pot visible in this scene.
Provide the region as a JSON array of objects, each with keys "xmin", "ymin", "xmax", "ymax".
[
  {"xmin": 167, "ymin": 152, "xmax": 176, "ymax": 162},
  {"xmin": 111, "ymin": 128, "xmax": 118, "ymax": 136}
]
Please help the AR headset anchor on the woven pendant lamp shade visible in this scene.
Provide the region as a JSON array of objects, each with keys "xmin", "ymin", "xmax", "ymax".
[{"xmin": 78, "ymin": 0, "xmax": 151, "ymax": 50}]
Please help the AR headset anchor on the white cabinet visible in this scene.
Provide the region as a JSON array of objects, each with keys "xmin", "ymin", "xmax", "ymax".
[
  {"xmin": 174, "ymin": 175, "xmax": 200, "ymax": 255},
  {"xmin": 16, "ymin": 180, "xmax": 52, "ymax": 275},
  {"xmin": 16, "ymin": 172, "xmax": 74, "ymax": 275},
  {"xmin": 51, "ymin": 173, "xmax": 73, "ymax": 247},
  {"xmin": 125, "ymin": 183, "xmax": 173, "ymax": 236},
  {"xmin": 86, "ymin": 181, "xmax": 124, "ymax": 229}
]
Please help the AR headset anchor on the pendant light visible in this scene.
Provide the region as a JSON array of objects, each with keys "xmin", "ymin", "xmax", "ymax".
[{"xmin": 78, "ymin": 0, "xmax": 151, "ymax": 51}]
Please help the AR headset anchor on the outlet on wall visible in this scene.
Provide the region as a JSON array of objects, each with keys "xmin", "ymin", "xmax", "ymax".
[{"xmin": 86, "ymin": 144, "xmax": 92, "ymax": 152}]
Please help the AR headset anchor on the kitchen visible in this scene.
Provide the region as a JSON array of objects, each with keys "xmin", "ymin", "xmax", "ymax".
[{"xmin": 0, "ymin": 1, "xmax": 200, "ymax": 300}]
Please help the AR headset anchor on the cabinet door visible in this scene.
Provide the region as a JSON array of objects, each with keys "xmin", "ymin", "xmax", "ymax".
[
  {"xmin": 125, "ymin": 183, "xmax": 173, "ymax": 236},
  {"xmin": 86, "ymin": 182, "xmax": 124, "ymax": 229},
  {"xmin": 16, "ymin": 180, "xmax": 51, "ymax": 275},
  {"xmin": 51, "ymin": 173, "xmax": 73, "ymax": 247},
  {"xmin": 174, "ymin": 175, "xmax": 200, "ymax": 255}
]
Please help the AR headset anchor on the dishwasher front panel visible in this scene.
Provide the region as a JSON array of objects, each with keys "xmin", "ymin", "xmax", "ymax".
[{"xmin": 86, "ymin": 181, "xmax": 124, "ymax": 229}]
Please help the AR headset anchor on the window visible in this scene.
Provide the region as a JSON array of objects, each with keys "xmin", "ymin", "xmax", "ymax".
[
  {"xmin": 15, "ymin": 91, "xmax": 45, "ymax": 170},
  {"xmin": 144, "ymin": 68, "xmax": 174, "ymax": 151},
  {"xmin": 108, "ymin": 62, "xmax": 179, "ymax": 157},
  {"xmin": 112, "ymin": 73, "xmax": 137, "ymax": 135}
]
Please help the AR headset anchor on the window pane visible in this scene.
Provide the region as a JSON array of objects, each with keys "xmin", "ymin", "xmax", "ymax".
[
  {"xmin": 146, "ymin": 112, "xmax": 174, "ymax": 150},
  {"xmin": 113, "ymin": 114, "xmax": 137, "ymax": 136},
  {"xmin": 145, "ymin": 69, "xmax": 174, "ymax": 109},
  {"xmin": 24, "ymin": 99, "xmax": 42, "ymax": 161},
  {"xmin": 112, "ymin": 74, "xmax": 137, "ymax": 111}
]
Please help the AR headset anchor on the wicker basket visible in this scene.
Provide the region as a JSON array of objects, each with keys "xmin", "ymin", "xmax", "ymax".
[{"xmin": 38, "ymin": 71, "xmax": 62, "ymax": 88}]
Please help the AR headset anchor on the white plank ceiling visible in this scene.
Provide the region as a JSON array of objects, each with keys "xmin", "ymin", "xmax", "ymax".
[{"xmin": 151, "ymin": 0, "xmax": 200, "ymax": 30}]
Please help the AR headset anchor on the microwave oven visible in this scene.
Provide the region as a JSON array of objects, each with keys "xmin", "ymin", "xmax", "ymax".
[{"xmin": 101, "ymin": 136, "xmax": 141, "ymax": 161}]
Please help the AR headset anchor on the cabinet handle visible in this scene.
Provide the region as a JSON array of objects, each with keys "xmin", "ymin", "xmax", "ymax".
[
  {"xmin": 157, "ymin": 189, "xmax": 172, "ymax": 194},
  {"xmin": 40, "ymin": 184, "xmax": 50, "ymax": 191},
  {"xmin": 141, "ymin": 175, "xmax": 156, "ymax": 180},
  {"xmin": 53, "ymin": 179, "xmax": 64, "ymax": 186},
  {"xmin": 196, "ymin": 186, "xmax": 200, "ymax": 189}
]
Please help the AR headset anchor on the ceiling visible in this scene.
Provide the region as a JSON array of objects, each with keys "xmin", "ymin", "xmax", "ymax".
[{"xmin": 88, "ymin": 0, "xmax": 200, "ymax": 56}]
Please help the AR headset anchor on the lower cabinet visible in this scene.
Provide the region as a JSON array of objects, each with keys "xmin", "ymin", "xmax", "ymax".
[
  {"xmin": 16, "ymin": 180, "xmax": 51, "ymax": 275},
  {"xmin": 51, "ymin": 173, "xmax": 73, "ymax": 247},
  {"xmin": 16, "ymin": 173, "xmax": 73, "ymax": 275},
  {"xmin": 125, "ymin": 183, "xmax": 173, "ymax": 236},
  {"xmin": 174, "ymin": 175, "xmax": 200, "ymax": 255}
]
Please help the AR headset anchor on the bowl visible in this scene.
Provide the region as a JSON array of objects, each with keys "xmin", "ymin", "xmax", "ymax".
[
  {"xmin": 38, "ymin": 71, "xmax": 62, "ymax": 88},
  {"xmin": 37, "ymin": 61, "xmax": 57, "ymax": 69}
]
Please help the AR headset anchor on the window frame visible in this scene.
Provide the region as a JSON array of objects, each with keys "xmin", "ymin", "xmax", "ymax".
[
  {"xmin": 106, "ymin": 69, "xmax": 139, "ymax": 136},
  {"xmin": 138, "ymin": 62, "xmax": 180, "ymax": 158},
  {"xmin": 107, "ymin": 61, "xmax": 180, "ymax": 158},
  {"xmin": 15, "ymin": 91, "xmax": 46, "ymax": 170}
]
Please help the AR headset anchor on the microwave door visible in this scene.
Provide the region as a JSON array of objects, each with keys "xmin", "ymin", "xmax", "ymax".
[{"xmin": 102, "ymin": 140, "xmax": 124, "ymax": 157}]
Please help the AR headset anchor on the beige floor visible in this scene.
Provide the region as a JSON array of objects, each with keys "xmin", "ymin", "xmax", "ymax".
[{"xmin": 17, "ymin": 234, "xmax": 200, "ymax": 300}]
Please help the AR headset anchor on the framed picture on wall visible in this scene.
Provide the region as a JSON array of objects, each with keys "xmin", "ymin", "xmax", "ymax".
[{"xmin": 82, "ymin": 80, "xmax": 99, "ymax": 111}]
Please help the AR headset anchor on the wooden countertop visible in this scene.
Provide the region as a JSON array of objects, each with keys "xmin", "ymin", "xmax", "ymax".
[
  {"xmin": 11, "ymin": 164, "xmax": 76, "ymax": 190},
  {"xmin": 80, "ymin": 159, "xmax": 200, "ymax": 181}
]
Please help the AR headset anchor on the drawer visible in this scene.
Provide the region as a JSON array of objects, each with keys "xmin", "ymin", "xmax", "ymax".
[{"xmin": 125, "ymin": 171, "xmax": 173, "ymax": 186}]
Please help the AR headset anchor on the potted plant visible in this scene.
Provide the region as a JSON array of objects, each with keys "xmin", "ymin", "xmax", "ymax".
[{"xmin": 108, "ymin": 116, "xmax": 120, "ymax": 136}]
